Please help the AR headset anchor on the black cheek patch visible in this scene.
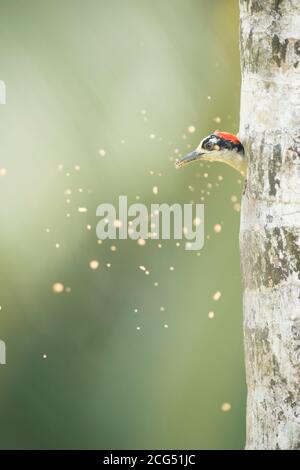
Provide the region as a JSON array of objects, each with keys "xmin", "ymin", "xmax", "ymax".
[
  {"xmin": 237, "ymin": 142, "xmax": 245, "ymax": 155},
  {"xmin": 218, "ymin": 137, "xmax": 234, "ymax": 150},
  {"xmin": 215, "ymin": 136, "xmax": 245, "ymax": 155}
]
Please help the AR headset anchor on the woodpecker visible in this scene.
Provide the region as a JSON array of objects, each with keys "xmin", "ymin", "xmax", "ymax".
[{"xmin": 175, "ymin": 131, "xmax": 246, "ymax": 175}]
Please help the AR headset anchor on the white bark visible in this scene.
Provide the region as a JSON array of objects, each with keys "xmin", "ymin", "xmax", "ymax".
[{"xmin": 239, "ymin": 0, "xmax": 300, "ymax": 449}]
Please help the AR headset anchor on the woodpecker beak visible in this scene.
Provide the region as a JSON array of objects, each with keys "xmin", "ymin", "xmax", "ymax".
[{"xmin": 175, "ymin": 150, "xmax": 204, "ymax": 169}]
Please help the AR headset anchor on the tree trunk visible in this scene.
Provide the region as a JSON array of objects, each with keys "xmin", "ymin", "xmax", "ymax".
[{"xmin": 239, "ymin": 0, "xmax": 300, "ymax": 450}]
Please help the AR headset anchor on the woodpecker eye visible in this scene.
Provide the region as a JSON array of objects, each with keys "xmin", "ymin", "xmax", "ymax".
[{"xmin": 204, "ymin": 141, "xmax": 214, "ymax": 151}]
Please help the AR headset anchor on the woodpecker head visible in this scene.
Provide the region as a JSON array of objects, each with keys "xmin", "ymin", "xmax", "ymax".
[{"xmin": 175, "ymin": 131, "xmax": 246, "ymax": 175}]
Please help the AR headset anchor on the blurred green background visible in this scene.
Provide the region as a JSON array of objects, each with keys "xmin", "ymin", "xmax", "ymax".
[{"xmin": 0, "ymin": 0, "xmax": 245, "ymax": 450}]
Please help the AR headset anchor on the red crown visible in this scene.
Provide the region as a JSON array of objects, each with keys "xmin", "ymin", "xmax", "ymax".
[{"xmin": 214, "ymin": 131, "xmax": 240, "ymax": 144}]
